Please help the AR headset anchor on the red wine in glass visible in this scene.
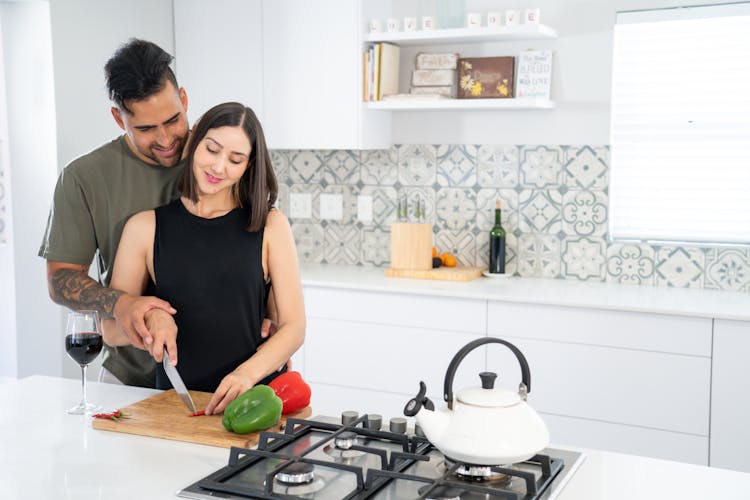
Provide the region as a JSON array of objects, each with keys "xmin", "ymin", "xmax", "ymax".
[
  {"xmin": 65, "ymin": 333, "xmax": 103, "ymax": 365},
  {"xmin": 65, "ymin": 311, "xmax": 103, "ymax": 415}
]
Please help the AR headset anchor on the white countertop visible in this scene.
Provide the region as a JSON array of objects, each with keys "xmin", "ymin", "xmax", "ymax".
[
  {"xmin": 0, "ymin": 376, "xmax": 226, "ymax": 500},
  {"xmin": 3, "ymin": 375, "xmax": 750, "ymax": 499},
  {"xmin": 300, "ymin": 263, "xmax": 750, "ymax": 321}
]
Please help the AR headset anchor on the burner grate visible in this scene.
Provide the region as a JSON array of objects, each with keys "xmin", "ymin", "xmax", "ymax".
[
  {"xmin": 364, "ymin": 452, "xmax": 564, "ymax": 499},
  {"xmin": 177, "ymin": 415, "xmax": 574, "ymax": 500}
]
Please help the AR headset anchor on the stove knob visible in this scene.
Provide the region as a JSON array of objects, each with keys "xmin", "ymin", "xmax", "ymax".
[
  {"xmin": 341, "ymin": 411, "xmax": 359, "ymax": 426},
  {"xmin": 414, "ymin": 423, "xmax": 425, "ymax": 438},
  {"xmin": 389, "ymin": 417, "xmax": 407, "ymax": 434},
  {"xmin": 366, "ymin": 414, "xmax": 382, "ymax": 431}
]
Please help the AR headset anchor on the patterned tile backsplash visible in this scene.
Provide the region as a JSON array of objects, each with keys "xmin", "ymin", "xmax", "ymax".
[{"xmin": 272, "ymin": 145, "xmax": 750, "ymax": 292}]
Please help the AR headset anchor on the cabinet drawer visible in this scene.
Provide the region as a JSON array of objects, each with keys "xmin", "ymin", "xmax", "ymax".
[
  {"xmin": 304, "ymin": 287, "xmax": 486, "ymax": 334},
  {"xmin": 488, "ymin": 302, "xmax": 711, "ymax": 356},
  {"xmin": 305, "ymin": 317, "xmax": 485, "ymax": 399},
  {"xmin": 543, "ymin": 412, "xmax": 708, "ymax": 465},
  {"xmin": 710, "ymin": 319, "xmax": 750, "ymax": 472},
  {"xmin": 487, "ymin": 337, "xmax": 710, "ymax": 436}
]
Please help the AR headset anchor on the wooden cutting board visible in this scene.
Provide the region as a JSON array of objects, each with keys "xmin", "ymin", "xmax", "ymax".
[
  {"xmin": 92, "ymin": 389, "xmax": 311, "ymax": 448},
  {"xmin": 385, "ymin": 265, "xmax": 484, "ymax": 281}
]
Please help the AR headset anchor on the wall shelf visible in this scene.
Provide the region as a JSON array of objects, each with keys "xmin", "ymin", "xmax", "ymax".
[
  {"xmin": 364, "ymin": 97, "xmax": 554, "ymax": 111},
  {"xmin": 363, "ymin": 24, "xmax": 557, "ymax": 46}
]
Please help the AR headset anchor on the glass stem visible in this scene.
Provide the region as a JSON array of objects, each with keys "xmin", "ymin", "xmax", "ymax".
[{"xmin": 80, "ymin": 364, "xmax": 88, "ymax": 407}]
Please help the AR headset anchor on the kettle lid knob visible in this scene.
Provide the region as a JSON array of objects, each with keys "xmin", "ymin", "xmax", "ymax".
[{"xmin": 479, "ymin": 371, "xmax": 497, "ymax": 389}]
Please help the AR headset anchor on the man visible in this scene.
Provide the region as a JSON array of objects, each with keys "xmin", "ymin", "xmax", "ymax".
[{"xmin": 40, "ymin": 39, "xmax": 194, "ymax": 387}]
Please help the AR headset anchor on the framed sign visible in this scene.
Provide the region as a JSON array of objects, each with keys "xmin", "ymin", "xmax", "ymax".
[
  {"xmin": 457, "ymin": 56, "xmax": 515, "ymax": 99},
  {"xmin": 515, "ymin": 50, "xmax": 553, "ymax": 99}
]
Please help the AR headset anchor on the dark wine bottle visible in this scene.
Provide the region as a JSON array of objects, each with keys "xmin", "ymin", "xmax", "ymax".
[{"xmin": 489, "ymin": 199, "xmax": 506, "ymax": 274}]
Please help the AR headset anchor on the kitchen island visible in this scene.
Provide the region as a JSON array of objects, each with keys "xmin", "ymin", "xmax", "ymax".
[{"xmin": 2, "ymin": 375, "xmax": 750, "ymax": 499}]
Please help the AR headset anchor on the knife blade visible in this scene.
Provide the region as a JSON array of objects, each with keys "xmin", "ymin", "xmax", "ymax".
[{"xmin": 163, "ymin": 350, "xmax": 197, "ymax": 414}]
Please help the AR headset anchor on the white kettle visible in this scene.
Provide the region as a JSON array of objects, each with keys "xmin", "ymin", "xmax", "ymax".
[{"xmin": 404, "ymin": 337, "xmax": 549, "ymax": 465}]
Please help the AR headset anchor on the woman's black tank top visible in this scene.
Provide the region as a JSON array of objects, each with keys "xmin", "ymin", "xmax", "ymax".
[{"xmin": 153, "ymin": 198, "xmax": 281, "ymax": 392}]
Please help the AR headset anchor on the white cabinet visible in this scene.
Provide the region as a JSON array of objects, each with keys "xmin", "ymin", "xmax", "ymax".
[
  {"xmin": 302, "ymin": 286, "xmax": 487, "ymax": 418},
  {"xmin": 262, "ymin": 0, "xmax": 389, "ymax": 149},
  {"xmin": 173, "ymin": 0, "xmax": 264, "ymax": 125},
  {"xmin": 173, "ymin": 1, "xmax": 557, "ymax": 148},
  {"xmin": 710, "ymin": 319, "xmax": 750, "ymax": 472},
  {"xmin": 298, "ymin": 282, "xmax": 744, "ymax": 467},
  {"xmin": 174, "ymin": 0, "xmax": 389, "ymax": 150},
  {"xmin": 487, "ymin": 302, "xmax": 712, "ymax": 465}
]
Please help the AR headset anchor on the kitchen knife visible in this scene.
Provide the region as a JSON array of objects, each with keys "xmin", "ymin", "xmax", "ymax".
[{"xmin": 163, "ymin": 350, "xmax": 197, "ymax": 414}]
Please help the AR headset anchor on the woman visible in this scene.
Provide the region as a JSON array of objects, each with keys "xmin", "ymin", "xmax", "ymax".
[{"xmin": 103, "ymin": 102, "xmax": 305, "ymax": 415}]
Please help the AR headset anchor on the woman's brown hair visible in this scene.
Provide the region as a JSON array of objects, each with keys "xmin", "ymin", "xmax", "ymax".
[{"xmin": 179, "ymin": 102, "xmax": 277, "ymax": 232}]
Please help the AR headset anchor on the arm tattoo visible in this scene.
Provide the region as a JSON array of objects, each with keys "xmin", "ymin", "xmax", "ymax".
[{"xmin": 50, "ymin": 268, "xmax": 124, "ymax": 319}]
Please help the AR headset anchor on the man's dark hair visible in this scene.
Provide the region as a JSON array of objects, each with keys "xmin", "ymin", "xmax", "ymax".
[{"xmin": 104, "ymin": 38, "xmax": 179, "ymax": 114}]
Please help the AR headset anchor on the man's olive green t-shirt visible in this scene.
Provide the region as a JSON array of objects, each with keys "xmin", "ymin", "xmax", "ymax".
[{"xmin": 39, "ymin": 136, "xmax": 185, "ymax": 387}]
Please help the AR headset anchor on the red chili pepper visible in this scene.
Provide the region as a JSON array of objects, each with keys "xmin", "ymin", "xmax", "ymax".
[
  {"xmin": 268, "ymin": 371, "xmax": 311, "ymax": 415},
  {"xmin": 189, "ymin": 410, "xmax": 205, "ymax": 417},
  {"xmin": 92, "ymin": 409, "xmax": 128, "ymax": 420}
]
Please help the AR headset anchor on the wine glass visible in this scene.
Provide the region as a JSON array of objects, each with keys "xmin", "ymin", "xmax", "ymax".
[{"xmin": 65, "ymin": 310, "xmax": 103, "ymax": 415}]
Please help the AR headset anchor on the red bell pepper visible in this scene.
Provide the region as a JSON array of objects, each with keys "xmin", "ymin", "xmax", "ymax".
[{"xmin": 268, "ymin": 371, "xmax": 311, "ymax": 415}]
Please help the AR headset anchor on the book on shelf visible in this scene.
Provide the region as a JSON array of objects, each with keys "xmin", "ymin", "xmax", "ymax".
[
  {"xmin": 362, "ymin": 50, "xmax": 368, "ymax": 101},
  {"xmin": 362, "ymin": 43, "xmax": 400, "ymax": 102},
  {"xmin": 373, "ymin": 43, "xmax": 381, "ymax": 101},
  {"xmin": 515, "ymin": 49, "xmax": 552, "ymax": 99},
  {"xmin": 415, "ymin": 52, "xmax": 459, "ymax": 70},
  {"xmin": 378, "ymin": 43, "xmax": 400, "ymax": 99},
  {"xmin": 412, "ymin": 69, "xmax": 456, "ymax": 87},
  {"xmin": 410, "ymin": 85, "xmax": 454, "ymax": 97}
]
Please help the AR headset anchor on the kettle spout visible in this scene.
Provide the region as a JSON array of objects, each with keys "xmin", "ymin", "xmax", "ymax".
[{"xmin": 403, "ymin": 381, "xmax": 448, "ymax": 443}]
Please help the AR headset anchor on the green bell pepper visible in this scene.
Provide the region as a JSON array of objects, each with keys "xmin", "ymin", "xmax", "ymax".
[{"xmin": 222, "ymin": 384, "xmax": 283, "ymax": 434}]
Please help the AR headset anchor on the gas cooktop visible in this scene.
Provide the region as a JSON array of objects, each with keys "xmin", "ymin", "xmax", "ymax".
[{"xmin": 178, "ymin": 413, "xmax": 584, "ymax": 499}]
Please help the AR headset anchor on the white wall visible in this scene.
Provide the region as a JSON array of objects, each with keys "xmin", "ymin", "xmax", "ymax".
[
  {"xmin": 49, "ymin": 0, "xmax": 176, "ymax": 169},
  {"xmin": 0, "ymin": 1, "xmax": 60, "ymax": 379},
  {"xmin": 0, "ymin": 12, "xmax": 17, "ymax": 378},
  {"xmin": 48, "ymin": 0, "xmax": 175, "ymax": 379},
  {"xmin": 0, "ymin": 0, "xmax": 175, "ymax": 380},
  {"xmin": 388, "ymin": 0, "xmax": 614, "ymax": 144},
  {"xmin": 390, "ymin": 0, "xmax": 736, "ymax": 145}
]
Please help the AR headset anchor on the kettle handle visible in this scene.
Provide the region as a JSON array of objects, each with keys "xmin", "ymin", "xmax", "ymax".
[{"xmin": 443, "ymin": 337, "xmax": 531, "ymax": 410}]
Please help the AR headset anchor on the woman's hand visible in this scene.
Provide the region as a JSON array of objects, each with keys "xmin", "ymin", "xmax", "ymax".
[{"xmin": 205, "ymin": 368, "xmax": 255, "ymax": 415}]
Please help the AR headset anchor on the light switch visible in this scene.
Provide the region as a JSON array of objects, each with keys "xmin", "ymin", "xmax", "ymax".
[
  {"xmin": 289, "ymin": 192, "xmax": 312, "ymax": 219},
  {"xmin": 358, "ymin": 195, "xmax": 373, "ymax": 223},
  {"xmin": 320, "ymin": 193, "xmax": 343, "ymax": 220}
]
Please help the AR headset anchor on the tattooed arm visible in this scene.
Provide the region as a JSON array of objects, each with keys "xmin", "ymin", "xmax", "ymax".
[{"xmin": 46, "ymin": 261, "xmax": 175, "ymax": 350}]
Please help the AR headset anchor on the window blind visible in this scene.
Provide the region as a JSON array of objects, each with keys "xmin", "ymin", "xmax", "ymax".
[{"xmin": 610, "ymin": 3, "xmax": 750, "ymax": 244}]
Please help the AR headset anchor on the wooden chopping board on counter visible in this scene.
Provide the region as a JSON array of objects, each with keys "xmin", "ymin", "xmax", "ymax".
[
  {"xmin": 92, "ymin": 389, "xmax": 311, "ymax": 448},
  {"xmin": 385, "ymin": 265, "xmax": 484, "ymax": 281}
]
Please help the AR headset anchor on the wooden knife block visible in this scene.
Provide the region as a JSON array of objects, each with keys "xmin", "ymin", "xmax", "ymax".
[{"xmin": 390, "ymin": 223, "xmax": 433, "ymax": 270}]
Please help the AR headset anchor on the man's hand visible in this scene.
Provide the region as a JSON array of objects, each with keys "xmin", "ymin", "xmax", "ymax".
[
  {"xmin": 260, "ymin": 318, "xmax": 278, "ymax": 339},
  {"xmin": 144, "ymin": 309, "xmax": 178, "ymax": 364},
  {"xmin": 113, "ymin": 293, "xmax": 176, "ymax": 350},
  {"xmin": 259, "ymin": 318, "xmax": 292, "ymax": 371},
  {"xmin": 204, "ymin": 369, "xmax": 254, "ymax": 415}
]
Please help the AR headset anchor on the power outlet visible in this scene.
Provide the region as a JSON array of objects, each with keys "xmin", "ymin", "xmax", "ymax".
[
  {"xmin": 320, "ymin": 193, "xmax": 343, "ymax": 220},
  {"xmin": 357, "ymin": 195, "xmax": 373, "ymax": 223},
  {"xmin": 289, "ymin": 192, "xmax": 312, "ymax": 219}
]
